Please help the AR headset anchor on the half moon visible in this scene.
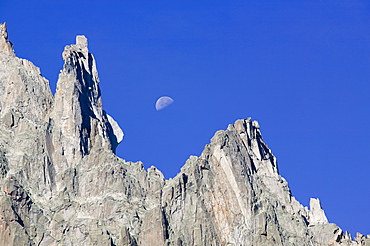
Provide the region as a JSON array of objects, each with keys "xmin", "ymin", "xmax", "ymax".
[{"xmin": 155, "ymin": 96, "xmax": 174, "ymax": 111}]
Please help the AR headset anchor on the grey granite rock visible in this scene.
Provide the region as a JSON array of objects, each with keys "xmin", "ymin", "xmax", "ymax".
[{"xmin": 0, "ymin": 23, "xmax": 367, "ymax": 245}]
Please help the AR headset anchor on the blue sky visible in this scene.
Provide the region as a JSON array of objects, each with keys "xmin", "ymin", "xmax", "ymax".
[{"xmin": 1, "ymin": 0, "xmax": 370, "ymax": 237}]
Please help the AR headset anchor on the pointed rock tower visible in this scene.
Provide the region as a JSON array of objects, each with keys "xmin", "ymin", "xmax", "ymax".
[{"xmin": 51, "ymin": 35, "xmax": 123, "ymax": 172}]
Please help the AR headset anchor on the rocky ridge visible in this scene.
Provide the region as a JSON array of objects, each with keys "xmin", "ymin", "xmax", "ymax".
[{"xmin": 0, "ymin": 23, "xmax": 369, "ymax": 245}]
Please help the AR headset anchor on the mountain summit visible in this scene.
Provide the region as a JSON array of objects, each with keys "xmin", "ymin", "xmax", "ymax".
[{"xmin": 0, "ymin": 23, "xmax": 368, "ymax": 246}]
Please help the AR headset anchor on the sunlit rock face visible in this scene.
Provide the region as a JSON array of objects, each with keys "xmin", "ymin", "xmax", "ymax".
[{"xmin": 0, "ymin": 23, "xmax": 369, "ymax": 246}]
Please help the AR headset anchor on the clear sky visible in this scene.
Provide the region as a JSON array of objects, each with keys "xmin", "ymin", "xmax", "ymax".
[{"xmin": 1, "ymin": 0, "xmax": 370, "ymax": 237}]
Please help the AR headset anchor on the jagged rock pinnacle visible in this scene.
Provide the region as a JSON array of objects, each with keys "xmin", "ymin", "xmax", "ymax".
[
  {"xmin": 52, "ymin": 35, "xmax": 123, "ymax": 170},
  {"xmin": 0, "ymin": 23, "xmax": 15, "ymax": 56},
  {"xmin": 309, "ymin": 198, "xmax": 329, "ymax": 224}
]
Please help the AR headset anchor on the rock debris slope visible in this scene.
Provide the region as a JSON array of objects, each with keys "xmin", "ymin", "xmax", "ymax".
[{"xmin": 0, "ymin": 23, "xmax": 368, "ymax": 246}]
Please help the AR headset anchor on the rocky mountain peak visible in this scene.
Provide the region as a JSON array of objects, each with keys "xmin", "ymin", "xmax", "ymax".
[
  {"xmin": 0, "ymin": 23, "xmax": 15, "ymax": 57},
  {"xmin": 0, "ymin": 26, "xmax": 369, "ymax": 245},
  {"xmin": 309, "ymin": 198, "xmax": 328, "ymax": 225},
  {"xmin": 51, "ymin": 34, "xmax": 123, "ymax": 170}
]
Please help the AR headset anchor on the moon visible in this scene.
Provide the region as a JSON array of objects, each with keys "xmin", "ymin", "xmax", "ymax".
[{"xmin": 155, "ymin": 96, "xmax": 174, "ymax": 111}]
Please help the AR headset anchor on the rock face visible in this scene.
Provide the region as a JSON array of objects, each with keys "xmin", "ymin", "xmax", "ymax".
[{"xmin": 0, "ymin": 23, "xmax": 369, "ymax": 246}]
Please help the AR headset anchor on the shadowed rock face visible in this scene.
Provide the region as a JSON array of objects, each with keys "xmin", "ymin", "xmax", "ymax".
[{"xmin": 0, "ymin": 23, "xmax": 368, "ymax": 246}]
